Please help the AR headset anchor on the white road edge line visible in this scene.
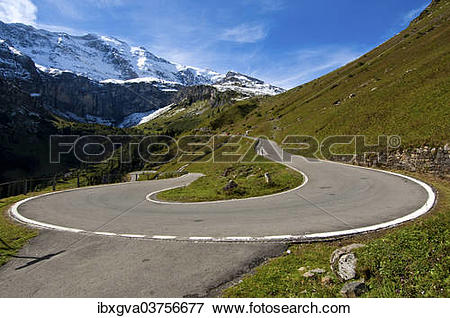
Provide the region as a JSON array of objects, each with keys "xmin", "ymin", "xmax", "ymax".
[
  {"xmin": 152, "ymin": 235, "xmax": 177, "ymax": 240},
  {"xmin": 94, "ymin": 232, "xmax": 117, "ymax": 236},
  {"xmin": 120, "ymin": 234, "xmax": 146, "ymax": 238},
  {"xmin": 8, "ymin": 157, "xmax": 436, "ymax": 243},
  {"xmin": 224, "ymin": 237, "xmax": 255, "ymax": 241},
  {"xmin": 189, "ymin": 237, "xmax": 214, "ymax": 240}
]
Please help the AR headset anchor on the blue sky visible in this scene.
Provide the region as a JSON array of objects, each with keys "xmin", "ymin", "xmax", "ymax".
[{"xmin": 0, "ymin": 0, "xmax": 430, "ymax": 88}]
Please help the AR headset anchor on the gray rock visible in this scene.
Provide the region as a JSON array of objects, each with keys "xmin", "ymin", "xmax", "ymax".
[
  {"xmin": 330, "ymin": 244, "xmax": 365, "ymax": 281},
  {"xmin": 303, "ymin": 268, "xmax": 326, "ymax": 278},
  {"xmin": 333, "ymin": 100, "xmax": 341, "ymax": 106},
  {"xmin": 330, "ymin": 244, "xmax": 365, "ymax": 268},
  {"xmin": 340, "ymin": 281, "xmax": 368, "ymax": 298},
  {"xmin": 310, "ymin": 268, "xmax": 326, "ymax": 274},
  {"xmin": 303, "ymin": 271, "xmax": 315, "ymax": 278},
  {"xmin": 264, "ymin": 172, "xmax": 272, "ymax": 184}
]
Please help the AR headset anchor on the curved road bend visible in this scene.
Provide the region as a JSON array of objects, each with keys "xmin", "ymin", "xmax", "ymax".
[{"xmin": 0, "ymin": 139, "xmax": 432, "ymax": 296}]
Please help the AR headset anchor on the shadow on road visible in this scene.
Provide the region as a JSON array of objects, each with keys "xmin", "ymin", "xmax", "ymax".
[{"xmin": 7, "ymin": 250, "xmax": 66, "ymax": 270}]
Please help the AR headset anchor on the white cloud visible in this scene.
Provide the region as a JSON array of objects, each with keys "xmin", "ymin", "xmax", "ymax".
[
  {"xmin": 401, "ymin": 2, "xmax": 429, "ymax": 26},
  {"xmin": 36, "ymin": 23, "xmax": 87, "ymax": 35},
  {"xmin": 221, "ymin": 23, "xmax": 267, "ymax": 43},
  {"xmin": 257, "ymin": 46, "xmax": 365, "ymax": 89},
  {"xmin": 0, "ymin": 0, "xmax": 37, "ymax": 24}
]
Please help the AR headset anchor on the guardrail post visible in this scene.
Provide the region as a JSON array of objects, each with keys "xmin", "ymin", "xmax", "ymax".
[
  {"xmin": 52, "ymin": 176, "xmax": 56, "ymax": 191},
  {"xmin": 23, "ymin": 179, "xmax": 28, "ymax": 195}
]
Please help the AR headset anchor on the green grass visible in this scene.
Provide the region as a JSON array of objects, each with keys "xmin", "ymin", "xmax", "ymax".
[
  {"xmin": 137, "ymin": 171, "xmax": 186, "ymax": 181},
  {"xmin": 157, "ymin": 162, "xmax": 303, "ymax": 202},
  {"xmin": 223, "ymin": 173, "xmax": 449, "ymax": 298},
  {"xmin": 155, "ymin": 137, "xmax": 304, "ymax": 202}
]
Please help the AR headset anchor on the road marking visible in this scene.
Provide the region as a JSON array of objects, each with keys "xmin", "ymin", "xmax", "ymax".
[
  {"xmin": 224, "ymin": 237, "xmax": 255, "ymax": 241},
  {"xmin": 263, "ymin": 235, "xmax": 295, "ymax": 240},
  {"xmin": 152, "ymin": 235, "xmax": 177, "ymax": 240},
  {"xmin": 189, "ymin": 237, "xmax": 214, "ymax": 241},
  {"xmin": 94, "ymin": 232, "xmax": 116, "ymax": 236},
  {"xmin": 120, "ymin": 234, "xmax": 146, "ymax": 238}
]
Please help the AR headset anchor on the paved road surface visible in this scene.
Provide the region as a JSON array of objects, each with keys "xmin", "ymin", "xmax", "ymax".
[{"xmin": 0, "ymin": 139, "xmax": 431, "ymax": 297}]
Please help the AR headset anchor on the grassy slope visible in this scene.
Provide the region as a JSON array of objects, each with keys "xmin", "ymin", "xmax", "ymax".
[
  {"xmin": 201, "ymin": 0, "xmax": 449, "ymax": 148},
  {"xmin": 224, "ymin": 173, "xmax": 449, "ymax": 298},
  {"xmin": 156, "ymin": 138, "xmax": 304, "ymax": 202},
  {"xmin": 222, "ymin": 4, "xmax": 450, "ymax": 295}
]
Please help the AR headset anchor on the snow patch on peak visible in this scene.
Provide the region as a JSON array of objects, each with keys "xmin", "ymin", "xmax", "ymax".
[
  {"xmin": 101, "ymin": 35, "xmax": 122, "ymax": 46},
  {"xmin": 101, "ymin": 77, "xmax": 180, "ymax": 86},
  {"xmin": 0, "ymin": 39, "xmax": 22, "ymax": 56}
]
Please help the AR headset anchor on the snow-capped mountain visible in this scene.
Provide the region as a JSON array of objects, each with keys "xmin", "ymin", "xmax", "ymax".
[
  {"xmin": 0, "ymin": 21, "xmax": 223, "ymax": 85},
  {"xmin": 0, "ymin": 20, "xmax": 284, "ymax": 128},
  {"xmin": 214, "ymin": 71, "xmax": 285, "ymax": 96},
  {"xmin": 0, "ymin": 21, "xmax": 283, "ymax": 96}
]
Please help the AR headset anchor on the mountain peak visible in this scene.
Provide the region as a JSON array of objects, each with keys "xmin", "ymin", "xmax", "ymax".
[{"xmin": 0, "ymin": 20, "xmax": 283, "ymax": 96}]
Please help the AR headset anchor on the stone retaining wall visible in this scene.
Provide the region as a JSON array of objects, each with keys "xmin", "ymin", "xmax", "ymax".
[{"xmin": 332, "ymin": 145, "xmax": 450, "ymax": 178}]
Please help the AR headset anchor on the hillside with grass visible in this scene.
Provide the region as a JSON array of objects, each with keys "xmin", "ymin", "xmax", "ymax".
[
  {"xmin": 142, "ymin": 0, "xmax": 449, "ymax": 149},
  {"xmin": 233, "ymin": 0, "xmax": 449, "ymax": 147}
]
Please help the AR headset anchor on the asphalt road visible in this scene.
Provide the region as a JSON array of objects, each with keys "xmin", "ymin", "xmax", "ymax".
[{"xmin": 0, "ymin": 139, "xmax": 432, "ymax": 297}]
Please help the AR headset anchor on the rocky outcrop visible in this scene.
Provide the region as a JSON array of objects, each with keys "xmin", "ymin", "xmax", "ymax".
[
  {"xmin": 175, "ymin": 85, "xmax": 238, "ymax": 108},
  {"xmin": 40, "ymin": 72, "xmax": 177, "ymax": 123},
  {"xmin": 0, "ymin": 77, "xmax": 57, "ymax": 181}
]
